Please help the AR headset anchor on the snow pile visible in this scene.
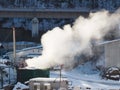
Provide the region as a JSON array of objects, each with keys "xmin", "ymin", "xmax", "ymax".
[
  {"xmin": 0, "ymin": 58, "xmax": 16, "ymax": 88},
  {"xmin": 13, "ymin": 82, "xmax": 29, "ymax": 90}
]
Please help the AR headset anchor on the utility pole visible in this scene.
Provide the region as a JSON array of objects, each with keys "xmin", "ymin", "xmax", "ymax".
[
  {"xmin": 60, "ymin": 65, "xmax": 63, "ymax": 88},
  {"xmin": 60, "ymin": 65, "xmax": 61, "ymax": 87},
  {"xmin": 12, "ymin": 26, "xmax": 17, "ymax": 84},
  {"xmin": 13, "ymin": 27, "xmax": 16, "ymax": 64}
]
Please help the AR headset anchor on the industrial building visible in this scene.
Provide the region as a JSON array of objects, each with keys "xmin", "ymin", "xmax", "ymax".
[
  {"xmin": 29, "ymin": 77, "xmax": 69, "ymax": 90},
  {"xmin": 100, "ymin": 39, "xmax": 120, "ymax": 68}
]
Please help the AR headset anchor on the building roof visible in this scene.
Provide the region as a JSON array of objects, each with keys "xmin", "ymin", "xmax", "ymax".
[
  {"xmin": 6, "ymin": 45, "xmax": 42, "ymax": 55},
  {"xmin": 98, "ymin": 38, "xmax": 120, "ymax": 45},
  {"xmin": 29, "ymin": 77, "xmax": 68, "ymax": 82}
]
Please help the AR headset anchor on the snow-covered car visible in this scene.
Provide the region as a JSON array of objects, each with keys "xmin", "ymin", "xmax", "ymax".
[{"xmin": 103, "ymin": 67, "xmax": 120, "ymax": 80}]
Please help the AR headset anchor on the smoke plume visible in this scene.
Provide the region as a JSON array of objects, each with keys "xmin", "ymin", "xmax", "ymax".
[{"xmin": 26, "ymin": 9, "xmax": 120, "ymax": 69}]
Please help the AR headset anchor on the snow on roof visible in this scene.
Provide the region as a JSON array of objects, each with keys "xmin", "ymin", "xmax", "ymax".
[
  {"xmin": 21, "ymin": 45, "xmax": 42, "ymax": 51},
  {"xmin": 26, "ymin": 53, "xmax": 41, "ymax": 58},
  {"xmin": 3, "ymin": 41, "xmax": 36, "ymax": 45},
  {"xmin": 98, "ymin": 38, "xmax": 120, "ymax": 45},
  {"xmin": 13, "ymin": 82, "xmax": 29, "ymax": 90},
  {"xmin": 29, "ymin": 77, "xmax": 68, "ymax": 82},
  {"xmin": 0, "ymin": 63, "xmax": 8, "ymax": 68},
  {"xmin": 5, "ymin": 45, "xmax": 42, "ymax": 55}
]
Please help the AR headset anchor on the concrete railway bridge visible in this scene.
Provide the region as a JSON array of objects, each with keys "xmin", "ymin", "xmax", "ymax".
[
  {"xmin": 0, "ymin": 8, "xmax": 90, "ymax": 41},
  {"xmin": 0, "ymin": 8, "xmax": 90, "ymax": 18}
]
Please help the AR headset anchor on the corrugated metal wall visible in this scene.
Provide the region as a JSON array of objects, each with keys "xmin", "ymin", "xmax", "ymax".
[{"xmin": 105, "ymin": 40, "xmax": 120, "ymax": 68}]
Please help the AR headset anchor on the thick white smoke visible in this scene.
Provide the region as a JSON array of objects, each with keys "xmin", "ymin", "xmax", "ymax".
[{"xmin": 26, "ymin": 9, "xmax": 120, "ymax": 69}]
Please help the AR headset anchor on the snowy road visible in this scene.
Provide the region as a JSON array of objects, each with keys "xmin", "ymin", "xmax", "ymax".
[{"xmin": 50, "ymin": 65, "xmax": 120, "ymax": 90}]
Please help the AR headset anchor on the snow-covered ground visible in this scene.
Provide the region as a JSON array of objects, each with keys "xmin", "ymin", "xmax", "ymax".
[
  {"xmin": 1, "ymin": 45, "xmax": 120, "ymax": 90},
  {"xmin": 50, "ymin": 61, "xmax": 120, "ymax": 90},
  {"xmin": 1, "ymin": 57, "xmax": 120, "ymax": 90},
  {"xmin": 0, "ymin": 62, "xmax": 16, "ymax": 89}
]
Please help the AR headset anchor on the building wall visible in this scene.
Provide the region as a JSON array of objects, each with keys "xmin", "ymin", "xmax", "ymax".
[
  {"xmin": 29, "ymin": 78, "xmax": 68, "ymax": 90},
  {"xmin": 5, "ymin": 46, "xmax": 42, "ymax": 63},
  {"xmin": 3, "ymin": 43, "xmax": 37, "ymax": 50},
  {"xmin": 105, "ymin": 40, "xmax": 120, "ymax": 68}
]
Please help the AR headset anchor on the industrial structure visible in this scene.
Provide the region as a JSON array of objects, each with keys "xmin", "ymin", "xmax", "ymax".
[
  {"xmin": 29, "ymin": 77, "xmax": 69, "ymax": 90},
  {"xmin": 0, "ymin": 8, "xmax": 89, "ymax": 18},
  {"xmin": 32, "ymin": 17, "xmax": 39, "ymax": 37},
  {"xmin": 17, "ymin": 69, "xmax": 50, "ymax": 83},
  {"xmin": 100, "ymin": 39, "xmax": 120, "ymax": 68},
  {"xmin": 5, "ymin": 45, "xmax": 42, "ymax": 62}
]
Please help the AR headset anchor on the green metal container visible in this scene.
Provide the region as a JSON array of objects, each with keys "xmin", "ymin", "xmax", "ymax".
[{"xmin": 17, "ymin": 68, "xmax": 49, "ymax": 83}]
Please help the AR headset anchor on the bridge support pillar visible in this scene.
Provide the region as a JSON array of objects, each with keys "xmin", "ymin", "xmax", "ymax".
[{"xmin": 31, "ymin": 17, "xmax": 39, "ymax": 37}]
